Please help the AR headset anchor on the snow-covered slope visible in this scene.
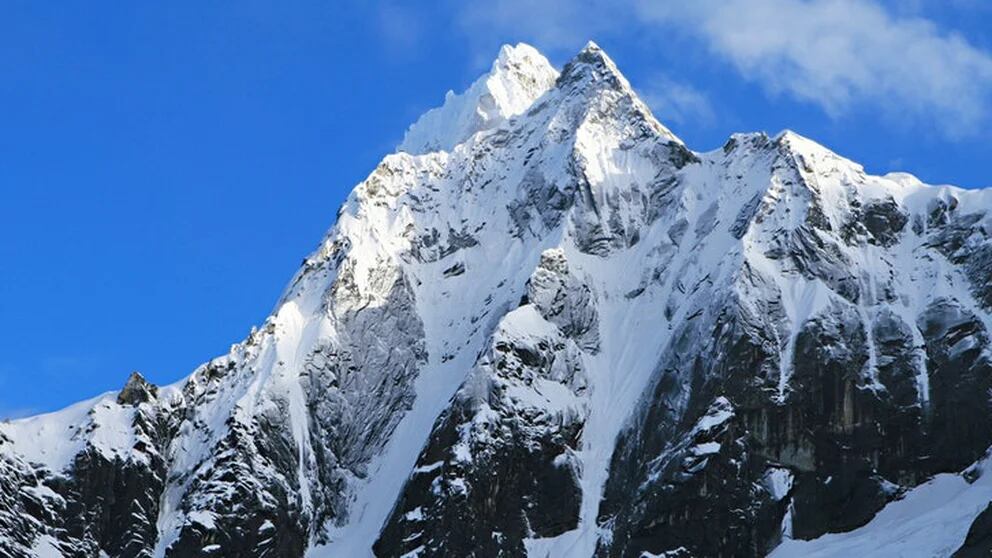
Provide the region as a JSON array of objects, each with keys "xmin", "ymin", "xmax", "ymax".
[
  {"xmin": 772, "ymin": 453, "xmax": 992, "ymax": 558},
  {"xmin": 2, "ymin": 42, "xmax": 991, "ymax": 558}
]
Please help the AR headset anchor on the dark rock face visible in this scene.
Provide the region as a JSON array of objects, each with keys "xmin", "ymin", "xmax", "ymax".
[
  {"xmin": 927, "ymin": 208, "xmax": 992, "ymax": 308},
  {"xmin": 408, "ymin": 226, "xmax": 480, "ymax": 263},
  {"xmin": 164, "ymin": 413, "xmax": 308, "ymax": 558},
  {"xmin": 956, "ymin": 502, "xmax": 992, "ymax": 557},
  {"xmin": 0, "ymin": 386, "xmax": 175, "ymax": 558},
  {"xmin": 160, "ymin": 265, "xmax": 429, "ymax": 557},
  {"xmin": 374, "ymin": 394, "xmax": 584, "ymax": 557},
  {"xmin": 600, "ymin": 393, "xmax": 784, "ymax": 558},
  {"xmin": 917, "ymin": 300, "xmax": 992, "ymax": 473},
  {"xmin": 597, "ymin": 273, "xmax": 992, "ymax": 556},
  {"xmin": 508, "ymin": 167, "xmax": 577, "ymax": 241},
  {"xmin": 0, "ymin": 440, "xmax": 54, "ymax": 558},
  {"xmin": 303, "ymin": 265, "xmax": 428, "ymax": 535},
  {"xmin": 842, "ymin": 197, "xmax": 909, "ymax": 247},
  {"xmin": 598, "ymin": 294, "xmax": 788, "ymax": 558},
  {"xmin": 763, "ymin": 304, "xmax": 892, "ymax": 540},
  {"xmin": 117, "ymin": 372, "xmax": 159, "ymax": 406},
  {"xmin": 59, "ymin": 448, "xmax": 165, "ymax": 558},
  {"xmin": 375, "ymin": 250, "xmax": 594, "ymax": 557},
  {"xmin": 873, "ymin": 309, "xmax": 923, "ymax": 409}
]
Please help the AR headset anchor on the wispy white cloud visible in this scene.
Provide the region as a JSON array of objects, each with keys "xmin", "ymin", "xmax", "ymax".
[
  {"xmin": 635, "ymin": 0, "xmax": 992, "ymax": 137},
  {"xmin": 451, "ymin": 0, "xmax": 992, "ymax": 138},
  {"xmin": 640, "ymin": 74, "xmax": 716, "ymax": 128}
]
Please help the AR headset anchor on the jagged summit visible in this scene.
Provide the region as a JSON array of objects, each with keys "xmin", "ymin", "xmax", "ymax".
[
  {"xmin": 572, "ymin": 40, "xmax": 614, "ymax": 69},
  {"xmin": 557, "ymin": 41, "xmax": 627, "ymax": 91},
  {"xmin": 559, "ymin": 41, "xmax": 682, "ymax": 146},
  {"xmin": 397, "ymin": 42, "xmax": 558, "ymax": 155},
  {"xmin": 399, "ymin": 41, "xmax": 681, "ymax": 157},
  {"xmin": 494, "ymin": 42, "xmax": 545, "ymax": 70},
  {"xmin": 116, "ymin": 371, "xmax": 158, "ymax": 405},
  {"xmin": 773, "ymin": 128, "xmax": 845, "ymax": 160},
  {"xmin": 2, "ymin": 42, "xmax": 992, "ymax": 558}
]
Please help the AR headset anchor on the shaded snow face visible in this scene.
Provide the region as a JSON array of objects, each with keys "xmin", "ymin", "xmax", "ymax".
[{"xmin": 2, "ymin": 40, "xmax": 992, "ymax": 558}]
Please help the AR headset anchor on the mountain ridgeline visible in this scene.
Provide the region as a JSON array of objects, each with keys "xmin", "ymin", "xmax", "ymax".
[{"xmin": 2, "ymin": 42, "xmax": 992, "ymax": 558}]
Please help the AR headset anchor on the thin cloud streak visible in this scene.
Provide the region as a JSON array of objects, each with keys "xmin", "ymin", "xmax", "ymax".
[{"xmin": 640, "ymin": 74, "xmax": 717, "ymax": 129}]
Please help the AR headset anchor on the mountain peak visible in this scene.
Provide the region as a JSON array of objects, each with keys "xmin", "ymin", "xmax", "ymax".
[
  {"xmin": 117, "ymin": 371, "xmax": 158, "ymax": 405},
  {"xmin": 556, "ymin": 41, "xmax": 682, "ymax": 145},
  {"xmin": 397, "ymin": 43, "xmax": 558, "ymax": 155},
  {"xmin": 560, "ymin": 40, "xmax": 624, "ymax": 85},
  {"xmin": 772, "ymin": 128, "xmax": 860, "ymax": 176},
  {"xmin": 493, "ymin": 42, "xmax": 544, "ymax": 72},
  {"xmin": 774, "ymin": 128, "xmax": 818, "ymax": 149},
  {"xmin": 577, "ymin": 40, "xmax": 607, "ymax": 61}
]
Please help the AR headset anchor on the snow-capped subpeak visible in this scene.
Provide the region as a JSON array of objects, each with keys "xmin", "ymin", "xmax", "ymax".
[
  {"xmin": 397, "ymin": 43, "xmax": 558, "ymax": 155},
  {"xmin": 558, "ymin": 40, "xmax": 682, "ymax": 146}
]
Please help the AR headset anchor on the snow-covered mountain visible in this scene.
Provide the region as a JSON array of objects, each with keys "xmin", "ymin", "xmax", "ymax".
[{"xmin": 3, "ymin": 41, "xmax": 992, "ymax": 558}]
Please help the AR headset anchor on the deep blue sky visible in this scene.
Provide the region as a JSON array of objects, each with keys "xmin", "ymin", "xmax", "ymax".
[{"xmin": 2, "ymin": 1, "xmax": 990, "ymax": 417}]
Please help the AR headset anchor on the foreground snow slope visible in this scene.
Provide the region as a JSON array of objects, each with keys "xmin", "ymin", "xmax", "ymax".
[
  {"xmin": 2, "ymin": 42, "xmax": 992, "ymax": 558},
  {"xmin": 772, "ymin": 454, "xmax": 992, "ymax": 558}
]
